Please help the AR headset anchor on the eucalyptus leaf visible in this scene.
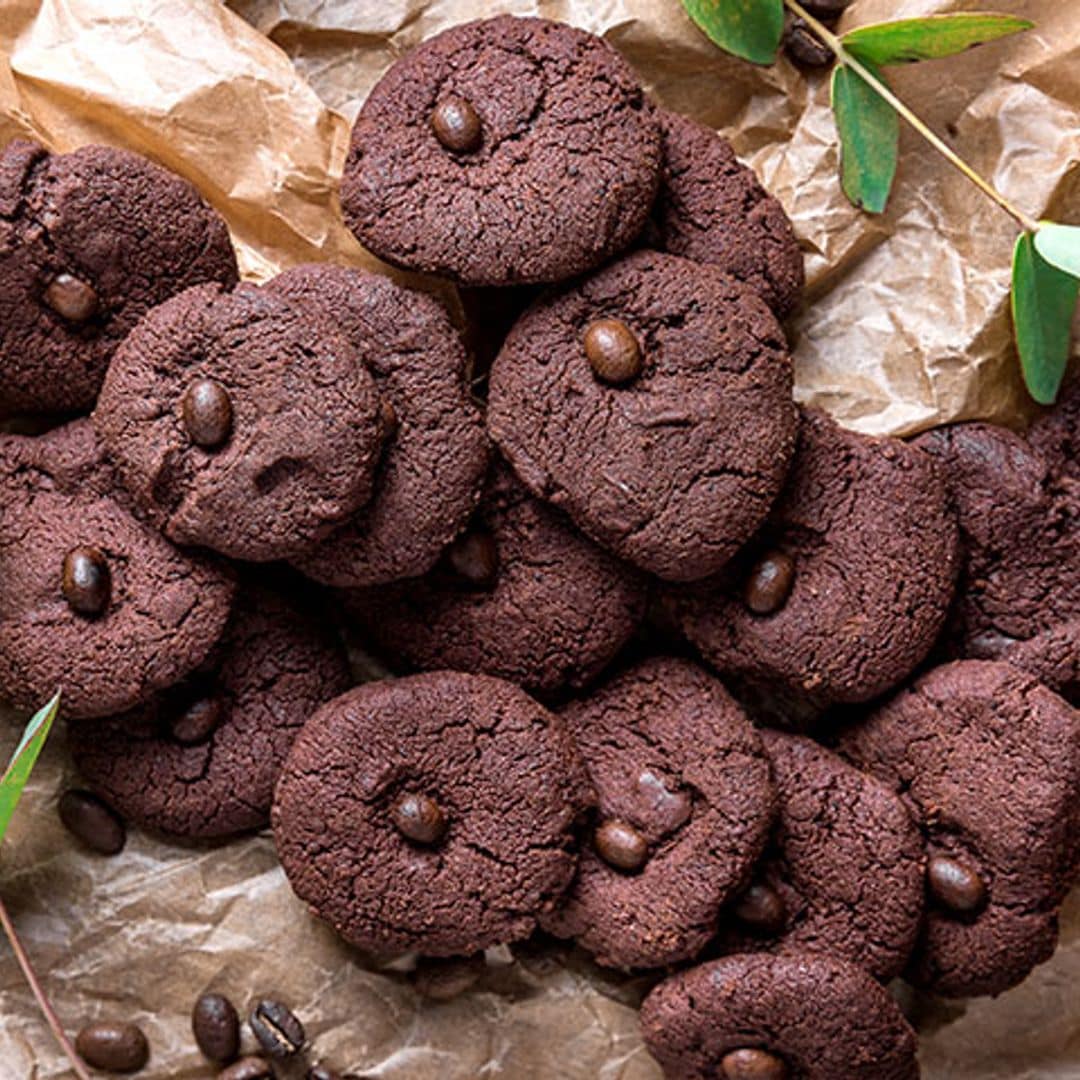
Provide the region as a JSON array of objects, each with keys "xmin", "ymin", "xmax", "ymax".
[
  {"xmin": 831, "ymin": 60, "xmax": 899, "ymax": 214},
  {"xmin": 842, "ymin": 13, "xmax": 1032, "ymax": 67},
  {"xmin": 1012, "ymin": 233, "xmax": 1080, "ymax": 405},
  {"xmin": 681, "ymin": 0, "xmax": 784, "ymax": 65},
  {"xmin": 0, "ymin": 691, "xmax": 61, "ymax": 844},
  {"xmin": 1034, "ymin": 223, "xmax": 1080, "ymax": 279}
]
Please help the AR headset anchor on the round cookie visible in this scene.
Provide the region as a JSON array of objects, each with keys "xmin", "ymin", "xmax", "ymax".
[
  {"xmin": 0, "ymin": 421, "xmax": 235, "ymax": 720},
  {"xmin": 640, "ymin": 951, "xmax": 919, "ymax": 1080},
  {"xmin": 839, "ymin": 660, "xmax": 1080, "ymax": 998},
  {"xmin": 340, "ymin": 15, "xmax": 662, "ymax": 286},
  {"xmin": 93, "ymin": 282, "xmax": 385, "ymax": 562},
  {"xmin": 541, "ymin": 658, "xmax": 775, "ymax": 970},
  {"xmin": 652, "ymin": 110, "xmax": 804, "ymax": 317},
  {"xmin": 487, "ymin": 250, "xmax": 797, "ymax": 582},
  {"xmin": 266, "ymin": 264, "xmax": 488, "ymax": 586},
  {"xmin": 272, "ymin": 671, "xmax": 595, "ymax": 957},
  {"xmin": 0, "ymin": 139, "xmax": 237, "ymax": 417},
  {"xmin": 342, "ymin": 461, "xmax": 647, "ymax": 695},
  {"xmin": 719, "ymin": 730, "xmax": 924, "ymax": 982},
  {"xmin": 68, "ymin": 586, "xmax": 350, "ymax": 839},
  {"xmin": 670, "ymin": 407, "xmax": 959, "ymax": 715},
  {"xmin": 1028, "ymin": 376, "xmax": 1079, "ymax": 481}
]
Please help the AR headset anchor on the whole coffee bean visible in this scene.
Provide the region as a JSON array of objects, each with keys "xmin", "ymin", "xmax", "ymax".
[
  {"xmin": 431, "ymin": 96, "xmax": 483, "ymax": 153},
  {"xmin": 446, "ymin": 529, "xmax": 499, "ymax": 587},
  {"xmin": 171, "ymin": 696, "xmax": 226, "ymax": 745},
  {"xmin": 732, "ymin": 883, "xmax": 787, "ymax": 936},
  {"xmin": 62, "ymin": 546, "xmax": 112, "ymax": 617},
  {"xmin": 183, "ymin": 377, "xmax": 233, "ymax": 450},
  {"xmin": 593, "ymin": 818, "xmax": 649, "ymax": 872},
  {"xmin": 721, "ymin": 1047, "xmax": 789, "ymax": 1080},
  {"xmin": 58, "ymin": 789, "xmax": 126, "ymax": 856},
  {"xmin": 784, "ymin": 17, "xmax": 832, "ymax": 67},
  {"xmin": 927, "ymin": 854, "xmax": 987, "ymax": 914},
  {"xmin": 743, "ymin": 551, "xmax": 795, "ymax": 615},
  {"xmin": 249, "ymin": 999, "xmax": 305, "ymax": 1059},
  {"xmin": 44, "ymin": 272, "xmax": 98, "ymax": 322},
  {"xmin": 583, "ymin": 318, "xmax": 643, "ymax": 385},
  {"xmin": 307, "ymin": 1066, "xmax": 343, "ymax": 1080},
  {"xmin": 192, "ymin": 992, "xmax": 240, "ymax": 1064},
  {"xmin": 75, "ymin": 1021, "xmax": 149, "ymax": 1073},
  {"xmin": 391, "ymin": 792, "xmax": 448, "ymax": 846},
  {"xmin": 219, "ymin": 1058, "xmax": 273, "ymax": 1080}
]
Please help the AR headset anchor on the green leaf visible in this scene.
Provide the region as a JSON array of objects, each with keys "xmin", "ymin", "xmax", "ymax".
[
  {"xmin": 1012, "ymin": 233, "xmax": 1080, "ymax": 405},
  {"xmin": 1034, "ymin": 223, "xmax": 1080, "ymax": 279},
  {"xmin": 681, "ymin": 0, "xmax": 784, "ymax": 65},
  {"xmin": 0, "ymin": 691, "xmax": 61, "ymax": 845},
  {"xmin": 831, "ymin": 60, "xmax": 899, "ymax": 214},
  {"xmin": 842, "ymin": 13, "xmax": 1032, "ymax": 67}
]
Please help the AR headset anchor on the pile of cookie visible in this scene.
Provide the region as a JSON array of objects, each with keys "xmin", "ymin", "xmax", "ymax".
[{"xmin": 1, "ymin": 13, "xmax": 1077, "ymax": 1080}]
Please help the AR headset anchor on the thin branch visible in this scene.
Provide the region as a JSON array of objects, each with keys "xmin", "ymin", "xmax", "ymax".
[
  {"xmin": 784, "ymin": 0, "xmax": 1041, "ymax": 233},
  {"xmin": 0, "ymin": 895, "xmax": 91, "ymax": 1080}
]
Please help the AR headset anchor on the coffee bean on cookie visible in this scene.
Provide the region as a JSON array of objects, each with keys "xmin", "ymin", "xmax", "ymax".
[
  {"xmin": 722, "ymin": 1048, "xmax": 789, "ymax": 1080},
  {"xmin": 62, "ymin": 546, "xmax": 111, "ymax": 617},
  {"xmin": 392, "ymin": 793, "xmax": 448, "ymax": 846},
  {"xmin": 445, "ymin": 529, "xmax": 499, "ymax": 588},
  {"xmin": 169, "ymin": 695, "xmax": 226, "ymax": 746},
  {"xmin": 593, "ymin": 819, "xmax": 649, "ymax": 873},
  {"xmin": 583, "ymin": 319, "xmax": 643, "ymax": 385},
  {"xmin": 183, "ymin": 378, "xmax": 233, "ymax": 450},
  {"xmin": 431, "ymin": 97, "xmax": 483, "ymax": 153},
  {"xmin": 44, "ymin": 272, "xmax": 98, "ymax": 322},
  {"xmin": 927, "ymin": 855, "xmax": 987, "ymax": 915},
  {"xmin": 743, "ymin": 551, "xmax": 794, "ymax": 615},
  {"xmin": 732, "ymin": 884, "xmax": 786, "ymax": 937}
]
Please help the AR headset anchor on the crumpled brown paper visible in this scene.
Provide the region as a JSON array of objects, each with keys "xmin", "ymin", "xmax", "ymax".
[{"xmin": 1, "ymin": 0, "xmax": 1078, "ymax": 1076}]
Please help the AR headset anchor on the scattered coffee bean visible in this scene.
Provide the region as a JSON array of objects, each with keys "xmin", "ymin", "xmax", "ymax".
[
  {"xmin": 744, "ymin": 551, "xmax": 795, "ymax": 615},
  {"xmin": 171, "ymin": 696, "xmax": 226, "ymax": 745},
  {"xmin": 446, "ymin": 529, "xmax": 499, "ymax": 587},
  {"xmin": 307, "ymin": 1066, "xmax": 343, "ymax": 1080},
  {"xmin": 583, "ymin": 318, "xmax": 643, "ymax": 385},
  {"xmin": 192, "ymin": 991, "xmax": 240, "ymax": 1064},
  {"xmin": 75, "ymin": 1021, "xmax": 149, "ymax": 1074},
  {"xmin": 219, "ymin": 1057, "xmax": 273, "ymax": 1080},
  {"xmin": 249, "ymin": 999, "xmax": 305, "ymax": 1059},
  {"xmin": 391, "ymin": 792, "xmax": 448, "ymax": 846},
  {"xmin": 412, "ymin": 953, "xmax": 485, "ymax": 1001},
  {"xmin": 431, "ymin": 96, "xmax": 483, "ymax": 153},
  {"xmin": 593, "ymin": 818, "xmax": 649, "ymax": 872},
  {"xmin": 62, "ymin": 546, "xmax": 112, "ymax": 617},
  {"xmin": 732, "ymin": 883, "xmax": 787, "ymax": 936},
  {"xmin": 927, "ymin": 854, "xmax": 987, "ymax": 914},
  {"xmin": 44, "ymin": 272, "xmax": 98, "ymax": 322},
  {"xmin": 58, "ymin": 789, "xmax": 126, "ymax": 856},
  {"xmin": 721, "ymin": 1047, "xmax": 789, "ymax": 1080},
  {"xmin": 183, "ymin": 377, "xmax": 233, "ymax": 450},
  {"xmin": 784, "ymin": 17, "xmax": 832, "ymax": 67}
]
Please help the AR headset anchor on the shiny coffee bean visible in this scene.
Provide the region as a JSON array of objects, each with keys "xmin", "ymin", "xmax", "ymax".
[
  {"xmin": 192, "ymin": 992, "xmax": 240, "ymax": 1064},
  {"xmin": 784, "ymin": 17, "xmax": 832, "ymax": 67},
  {"xmin": 721, "ymin": 1047, "xmax": 789, "ymax": 1080},
  {"xmin": 58, "ymin": 789, "xmax": 126, "ymax": 856},
  {"xmin": 412, "ymin": 953, "xmax": 485, "ymax": 1001},
  {"xmin": 307, "ymin": 1065, "xmax": 343, "ymax": 1080},
  {"xmin": 636, "ymin": 769, "xmax": 692, "ymax": 831},
  {"xmin": 183, "ymin": 378, "xmax": 233, "ymax": 450},
  {"xmin": 446, "ymin": 529, "xmax": 499, "ymax": 588},
  {"xmin": 732, "ymin": 883, "xmax": 787, "ymax": 936},
  {"xmin": 44, "ymin": 272, "xmax": 98, "ymax": 322},
  {"xmin": 171, "ymin": 697, "xmax": 226, "ymax": 745},
  {"xmin": 62, "ymin": 546, "xmax": 112, "ymax": 617},
  {"xmin": 583, "ymin": 319, "xmax": 643, "ymax": 385},
  {"xmin": 927, "ymin": 854, "xmax": 987, "ymax": 914},
  {"xmin": 219, "ymin": 1058, "xmax": 273, "ymax": 1080},
  {"xmin": 392, "ymin": 792, "xmax": 448, "ymax": 846},
  {"xmin": 431, "ymin": 96, "xmax": 483, "ymax": 153},
  {"xmin": 744, "ymin": 551, "xmax": 795, "ymax": 615},
  {"xmin": 249, "ymin": 999, "xmax": 305, "ymax": 1059},
  {"xmin": 593, "ymin": 818, "xmax": 649, "ymax": 872},
  {"xmin": 75, "ymin": 1021, "xmax": 149, "ymax": 1073}
]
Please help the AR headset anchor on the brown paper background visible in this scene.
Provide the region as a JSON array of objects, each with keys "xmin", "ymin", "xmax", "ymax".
[{"xmin": 1, "ymin": 0, "xmax": 1078, "ymax": 1076}]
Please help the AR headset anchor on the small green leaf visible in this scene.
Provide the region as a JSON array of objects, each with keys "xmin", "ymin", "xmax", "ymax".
[
  {"xmin": 1012, "ymin": 233, "xmax": 1080, "ymax": 405},
  {"xmin": 842, "ymin": 13, "xmax": 1032, "ymax": 67},
  {"xmin": 831, "ymin": 60, "xmax": 899, "ymax": 214},
  {"xmin": 1034, "ymin": 223, "xmax": 1080, "ymax": 279},
  {"xmin": 0, "ymin": 691, "xmax": 61, "ymax": 844},
  {"xmin": 681, "ymin": 0, "xmax": 784, "ymax": 65}
]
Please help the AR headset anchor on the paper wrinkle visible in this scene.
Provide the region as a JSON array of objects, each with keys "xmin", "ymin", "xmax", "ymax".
[{"xmin": 1, "ymin": 0, "xmax": 1079, "ymax": 1076}]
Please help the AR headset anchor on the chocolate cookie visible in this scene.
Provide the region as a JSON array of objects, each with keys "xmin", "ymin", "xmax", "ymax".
[
  {"xmin": 670, "ymin": 408, "xmax": 959, "ymax": 715},
  {"xmin": 94, "ymin": 282, "xmax": 385, "ymax": 562},
  {"xmin": 640, "ymin": 951, "xmax": 919, "ymax": 1080},
  {"xmin": 0, "ymin": 421, "xmax": 235, "ymax": 719},
  {"xmin": 652, "ymin": 110, "xmax": 804, "ymax": 317},
  {"xmin": 342, "ymin": 461, "xmax": 647, "ymax": 694},
  {"xmin": 272, "ymin": 672, "xmax": 594, "ymax": 957},
  {"xmin": 0, "ymin": 139, "xmax": 237, "ymax": 417},
  {"xmin": 341, "ymin": 15, "xmax": 662, "ymax": 286},
  {"xmin": 487, "ymin": 250, "xmax": 797, "ymax": 582},
  {"xmin": 265, "ymin": 264, "xmax": 488, "ymax": 586},
  {"xmin": 719, "ymin": 731, "xmax": 924, "ymax": 981},
  {"xmin": 839, "ymin": 660, "xmax": 1080, "ymax": 998},
  {"xmin": 1028, "ymin": 377, "xmax": 1079, "ymax": 481},
  {"xmin": 541, "ymin": 658, "xmax": 775, "ymax": 970},
  {"xmin": 68, "ymin": 586, "xmax": 350, "ymax": 839}
]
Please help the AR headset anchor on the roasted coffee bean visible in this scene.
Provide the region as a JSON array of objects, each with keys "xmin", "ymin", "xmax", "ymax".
[
  {"xmin": 183, "ymin": 378, "xmax": 233, "ymax": 450},
  {"xmin": 784, "ymin": 17, "xmax": 832, "ymax": 67},
  {"xmin": 446, "ymin": 529, "xmax": 499, "ymax": 587},
  {"xmin": 44, "ymin": 272, "xmax": 98, "ymax": 322},
  {"xmin": 927, "ymin": 854, "xmax": 987, "ymax": 914},
  {"xmin": 744, "ymin": 551, "xmax": 795, "ymax": 615},
  {"xmin": 732, "ymin": 882, "xmax": 787, "ymax": 936},
  {"xmin": 391, "ymin": 792, "xmax": 448, "ymax": 846},
  {"xmin": 219, "ymin": 1058, "xmax": 273, "ymax": 1080},
  {"xmin": 75, "ymin": 1021, "xmax": 149, "ymax": 1073},
  {"xmin": 593, "ymin": 818, "xmax": 649, "ymax": 872},
  {"xmin": 171, "ymin": 697, "xmax": 226, "ymax": 745},
  {"xmin": 636, "ymin": 768, "xmax": 692, "ymax": 831},
  {"xmin": 307, "ymin": 1066, "xmax": 343, "ymax": 1080},
  {"xmin": 58, "ymin": 789, "xmax": 126, "ymax": 856},
  {"xmin": 583, "ymin": 318, "xmax": 643, "ymax": 385},
  {"xmin": 62, "ymin": 546, "xmax": 112, "ymax": 617},
  {"xmin": 431, "ymin": 96, "xmax": 483, "ymax": 153},
  {"xmin": 412, "ymin": 953, "xmax": 485, "ymax": 1001},
  {"xmin": 249, "ymin": 999, "xmax": 305, "ymax": 1059},
  {"xmin": 192, "ymin": 992, "xmax": 240, "ymax": 1064},
  {"xmin": 721, "ymin": 1047, "xmax": 789, "ymax": 1080}
]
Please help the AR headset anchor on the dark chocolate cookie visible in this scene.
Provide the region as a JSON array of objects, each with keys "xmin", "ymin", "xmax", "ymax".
[
  {"xmin": 0, "ymin": 421, "xmax": 235, "ymax": 719},
  {"xmin": 0, "ymin": 139, "xmax": 237, "ymax": 417},
  {"xmin": 94, "ymin": 282, "xmax": 385, "ymax": 562},
  {"xmin": 272, "ymin": 671, "xmax": 594, "ymax": 957},
  {"xmin": 265, "ymin": 264, "xmax": 488, "ymax": 586},
  {"xmin": 670, "ymin": 408, "xmax": 959, "ymax": 715},
  {"xmin": 640, "ymin": 951, "xmax": 919, "ymax": 1080},
  {"xmin": 839, "ymin": 660, "xmax": 1080, "ymax": 998},
  {"xmin": 341, "ymin": 15, "xmax": 662, "ymax": 286},
  {"xmin": 342, "ymin": 461, "xmax": 647, "ymax": 694},
  {"xmin": 719, "ymin": 730, "xmax": 924, "ymax": 982},
  {"xmin": 68, "ymin": 586, "xmax": 350, "ymax": 839},
  {"xmin": 541, "ymin": 658, "xmax": 775, "ymax": 970},
  {"xmin": 652, "ymin": 110, "xmax": 804, "ymax": 317},
  {"xmin": 1028, "ymin": 377, "xmax": 1079, "ymax": 481},
  {"xmin": 487, "ymin": 250, "xmax": 797, "ymax": 582}
]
